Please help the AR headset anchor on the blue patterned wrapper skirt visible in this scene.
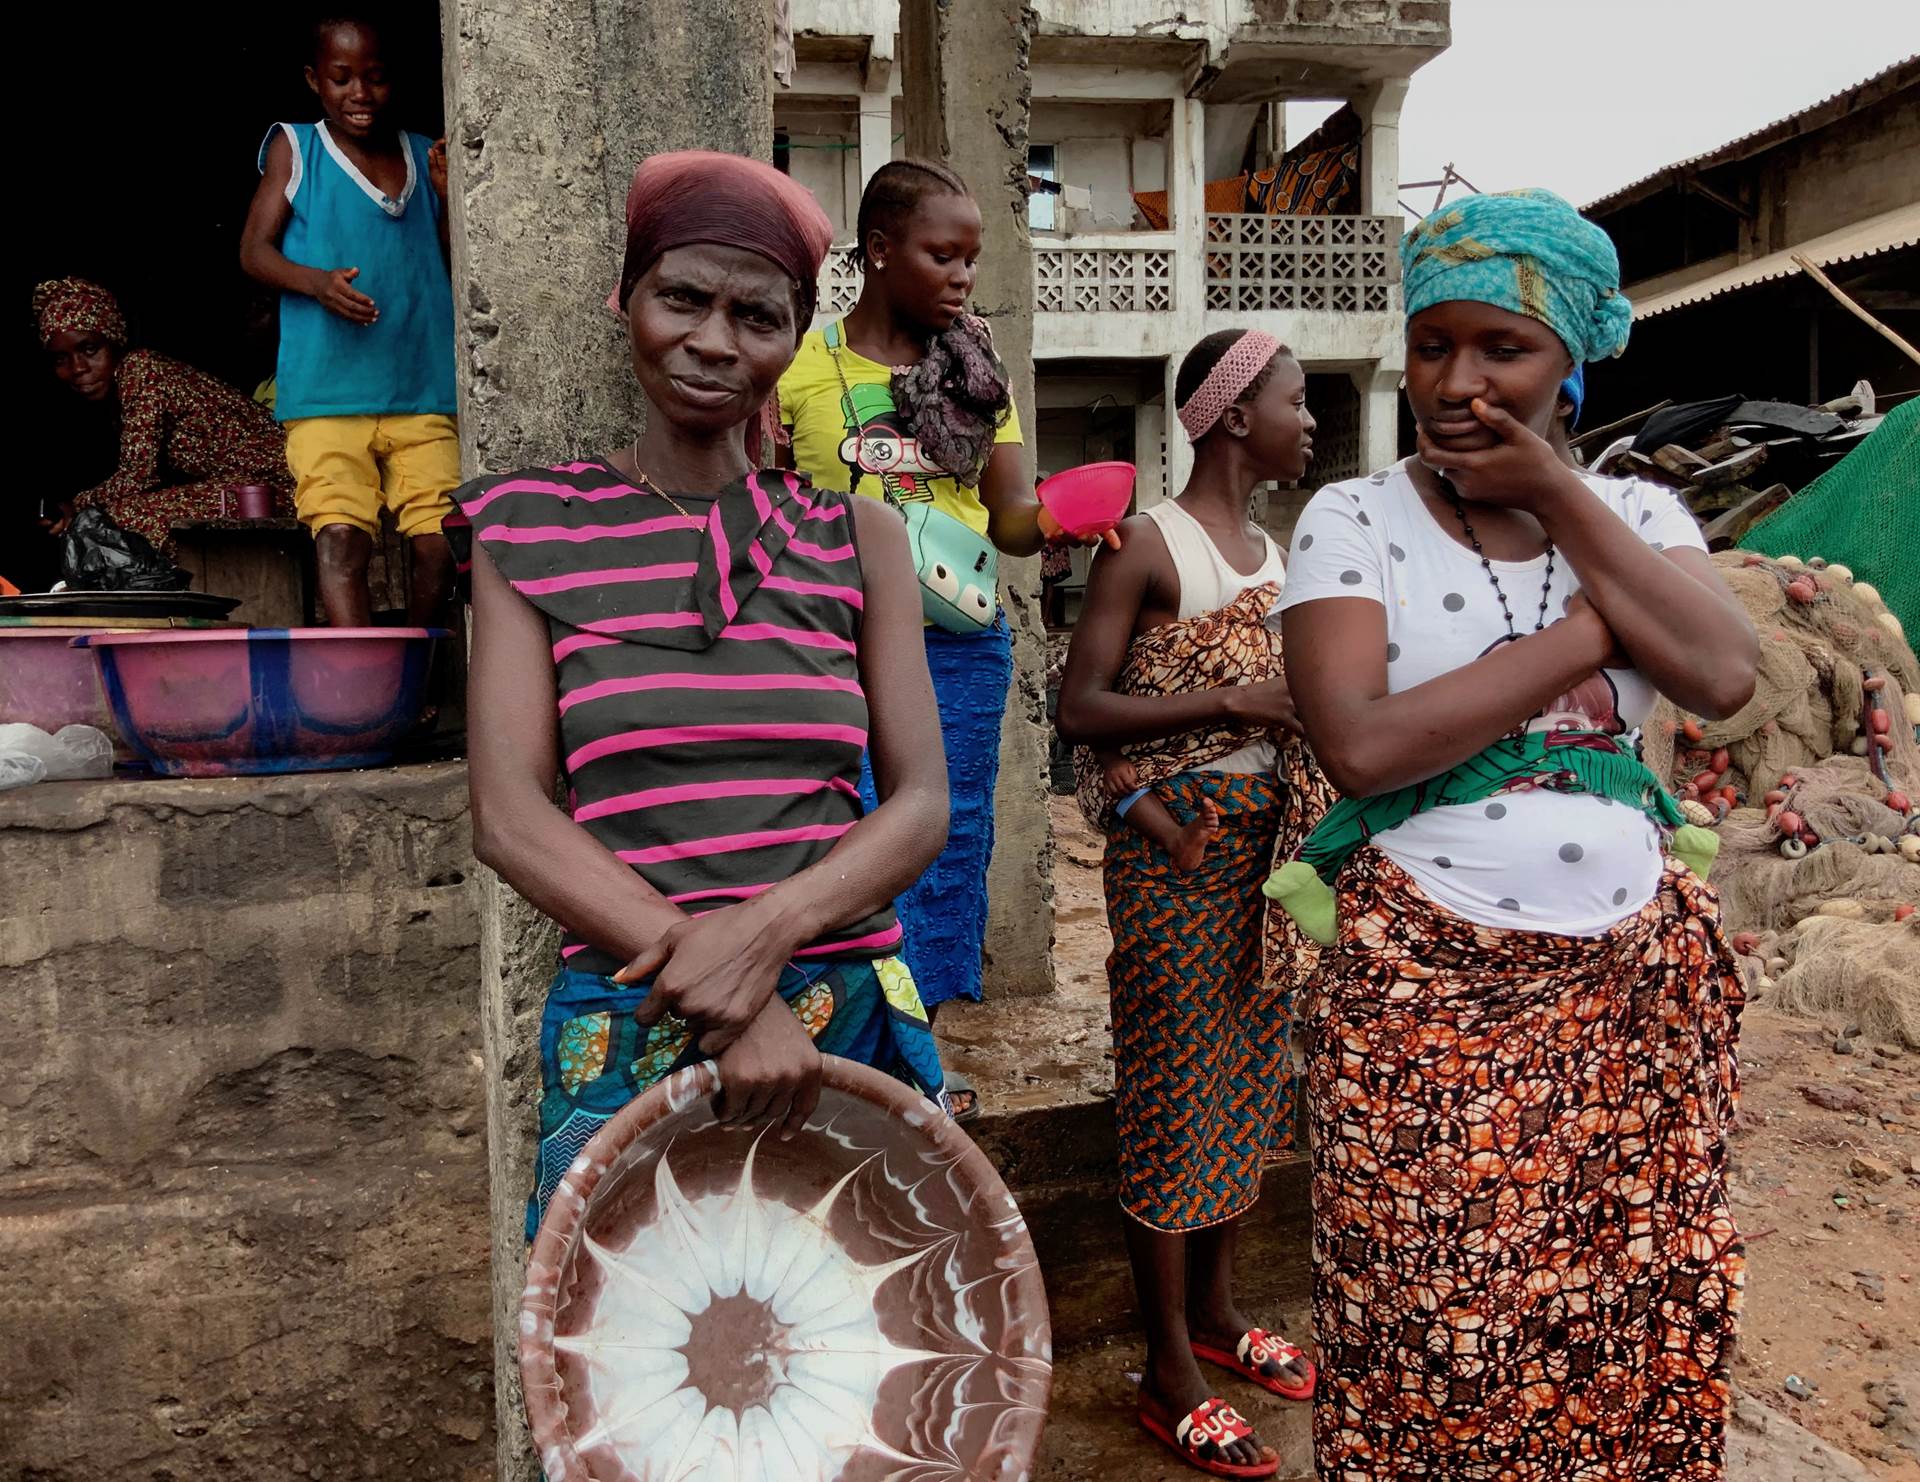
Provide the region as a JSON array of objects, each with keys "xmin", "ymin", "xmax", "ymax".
[
  {"xmin": 859, "ymin": 613, "xmax": 1013, "ymax": 1008},
  {"xmin": 1105, "ymin": 770, "xmax": 1291, "ymax": 1233},
  {"xmin": 526, "ymin": 954, "xmax": 943, "ymax": 1239}
]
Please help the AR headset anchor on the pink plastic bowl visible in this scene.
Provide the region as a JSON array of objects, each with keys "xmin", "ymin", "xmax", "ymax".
[
  {"xmin": 74, "ymin": 627, "xmax": 446, "ymax": 777},
  {"xmin": 1037, "ymin": 461, "xmax": 1135, "ymax": 538},
  {"xmin": 0, "ymin": 629, "xmax": 125, "ymax": 749}
]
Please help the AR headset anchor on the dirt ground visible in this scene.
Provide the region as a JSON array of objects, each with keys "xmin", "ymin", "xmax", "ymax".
[{"xmin": 1028, "ymin": 795, "xmax": 1920, "ymax": 1479}]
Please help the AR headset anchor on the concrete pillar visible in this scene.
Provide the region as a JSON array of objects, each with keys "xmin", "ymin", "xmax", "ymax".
[
  {"xmin": 1164, "ymin": 354, "xmax": 1194, "ymax": 494},
  {"xmin": 1133, "ymin": 401, "xmax": 1167, "ymax": 509},
  {"xmin": 1352, "ymin": 361, "xmax": 1403, "ymax": 475},
  {"xmin": 900, "ymin": 0, "xmax": 1055, "ymax": 999},
  {"xmin": 1165, "ymin": 91, "xmax": 1206, "ymax": 496},
  {"xmin": 857, "ymin": 89, "xmax": 893, "ymax": 188},
  {"xmin": 1354, "ymin": 77, "xmax": 1409, "ymax": 218},
  {"xmin": 438, "ymin": 2, "xmax": 772, "ymax": 1476}
]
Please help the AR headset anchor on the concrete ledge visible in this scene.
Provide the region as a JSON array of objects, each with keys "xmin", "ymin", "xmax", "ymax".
[{"xmin": 0, "ymin": 764, "xmax": 490, "ymax": 1479}]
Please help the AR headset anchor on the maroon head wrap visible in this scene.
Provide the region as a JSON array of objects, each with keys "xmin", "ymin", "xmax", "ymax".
[
  {"xmin": 607, "ymin": 150, "xmax": 834, "ymax": 328},
  {"xmin": 33, "ymin": 277, "xmax": 128, "ymax": 348}
]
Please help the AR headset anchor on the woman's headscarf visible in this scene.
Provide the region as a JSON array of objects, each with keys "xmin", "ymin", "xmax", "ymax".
[
  {"xmin": 608, "ymin": 150, "xmax": 833, "ymax": 324},
  {"xmin": 33, "ymin": 278, "xmax": 127, "ymax": 349},
  {"xmin": 607, "ymin": 150, "xmax": 834, "ymax": 463},
  {"xmin": 1400, "ymin": 188, "xmax": 1632, "ymax": 364}
]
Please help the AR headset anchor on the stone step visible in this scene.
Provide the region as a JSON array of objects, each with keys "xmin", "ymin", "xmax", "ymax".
[{"xmin": 1007, "ymin": 1152, "xmax": 1317, "ymax": 1480}]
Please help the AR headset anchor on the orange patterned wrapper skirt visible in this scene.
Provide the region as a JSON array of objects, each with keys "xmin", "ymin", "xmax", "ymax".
[{"xmin": 1306, "ymin": 850, "xmax": 1745, "ymax": 1481}]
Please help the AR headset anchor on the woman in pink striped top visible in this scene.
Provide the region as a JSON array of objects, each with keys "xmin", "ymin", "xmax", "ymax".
[{"xmin": 458, "ymin": 152, "xmax": 952, "ymax": 1238}]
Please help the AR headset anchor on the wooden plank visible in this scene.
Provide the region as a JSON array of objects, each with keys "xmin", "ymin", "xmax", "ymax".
[
  {"xmin": 1690, "ymin": 443, "xmax": 1769, "ymax": 490},
  {"xmin": 1791, "ymin": 251, "xmax": 1920, "ymax": 368},
  {"xmin": 1616, "ymin": 449, "xmax": 1693, "ymax": 489},
  {"xmin": 168, "ymin": 528, "xmax": 311, "ymax": 628},
  {"xmin": 1570, "ymin": 398, "xmax": 1672, "ymax": 453},
  {"xmin": 1652, "ymin": 443, "xmax": 1712, "ymax": 479},
  {"xmin": 1702, "ymin": 483, "xmax": 1793, "ymax": 550}
]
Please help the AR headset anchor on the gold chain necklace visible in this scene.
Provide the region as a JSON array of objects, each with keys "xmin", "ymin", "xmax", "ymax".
[{"xmin": 627, "ymin": 435, "xmax": 699, "ymax": 522}]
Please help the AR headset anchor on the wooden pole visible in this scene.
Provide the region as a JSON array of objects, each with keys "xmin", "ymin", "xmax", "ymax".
[
  {"xmin": 1569, "ymin": 398, "xmax": 1673, "ymax": 452},
  {"xmin": 1790, "ymin": 252, "xmax": 1920, "ymax": 369}
]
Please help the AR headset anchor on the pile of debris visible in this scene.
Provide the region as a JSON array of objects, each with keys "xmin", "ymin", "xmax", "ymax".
[
  {"xmin": 1646, "ymin": 550, "xmax": 1920, "ymax": 1047},
  {"xmin": 1575, "ymin": 382, "xmax": 1890, "ymax": 548}
]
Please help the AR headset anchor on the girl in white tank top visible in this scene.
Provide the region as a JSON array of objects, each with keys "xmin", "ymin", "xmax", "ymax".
[{"xmin": 1096, "ymin": 496, "xmax": 1292, "ymax": 870}]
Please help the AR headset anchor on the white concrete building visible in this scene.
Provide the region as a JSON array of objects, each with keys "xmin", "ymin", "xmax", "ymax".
[{"xmin": 783, "ymin": 0, "xmax": 1449, "ymax": 571}]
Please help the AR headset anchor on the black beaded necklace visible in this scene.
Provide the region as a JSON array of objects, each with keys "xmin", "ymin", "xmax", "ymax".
[{"xmin": 1442, "ymin": 483, "xmax": 1556, "ymax": 638}]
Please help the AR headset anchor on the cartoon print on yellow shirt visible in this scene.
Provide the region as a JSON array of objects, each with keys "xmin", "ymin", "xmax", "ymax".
[{"xmin": 838, "ymin": 382, "xmax": 939, "ymax": 500}]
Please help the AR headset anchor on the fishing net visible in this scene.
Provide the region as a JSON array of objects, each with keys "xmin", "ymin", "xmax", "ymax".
[
  {"xmin": 1641, "ymin": 553, "xmax": 1920, "ymax": 797},
  {"xmin": 1640, "ymin": 551, "xmax": 1920, "ymax": 1045},
  {"xmin": 1740, "ymin": 395, "xmax": 1919, "ymax": 645},
  {"xmin": 1768, "ymin": 915, "xmax": 1920, "ymax": 1048}
]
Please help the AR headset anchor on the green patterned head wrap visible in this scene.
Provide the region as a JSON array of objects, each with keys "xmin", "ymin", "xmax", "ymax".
[{"xmin": 1400, "ymin": 188, "xmax": 1633, "ymax": 363}]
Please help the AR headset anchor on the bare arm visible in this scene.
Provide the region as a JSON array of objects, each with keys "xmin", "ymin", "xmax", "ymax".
[
  {"xmin": 1535, "ymin": 494, "xmax": 1757, "ymax": 718},
  {"xmin": 1055, "ymin": 514, "xmax": 1297, "ymax": 746},
  {"xmin": 624, "ymin": 496, "xmax": 948, "ymax": 1040},
  {"xmin": 1426, "ymin": 400, "xmax": 1757, "ymax": 719},
  {"xmin": 427, "ymin": 138, "xmax": 452, "ymax": 254},
  {"xmin": 1283, "ymin": 594, "xmax": 1620, "ymax": 798},
  {"xmin": 465, "ymin": 543, "xmax": 688, "ymax": 956},
  {"xmin": 979, "ymin": 442, "xmax": 1121, "ymax": 557},
  {"xmin": 75, "ymin": 353, "xmax": 164, "ymax": 506},
  {"xmin": 979, "ymin": 442, "xmax": 1047, "ymax": 556},
  {"xmin": 240, "ymin": 132, "xmax": 379, "ymax": 325}
]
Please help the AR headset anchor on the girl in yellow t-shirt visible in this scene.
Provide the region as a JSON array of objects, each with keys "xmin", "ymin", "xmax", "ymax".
[{"xmin": 778, "ymin": 160, "xmax": 1108, "ymax": 1111}]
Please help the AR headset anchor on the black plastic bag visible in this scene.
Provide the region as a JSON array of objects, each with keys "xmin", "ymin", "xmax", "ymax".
[{"xmin": 58, "ymin": 507, "xmax": 191, "ymax": 591}]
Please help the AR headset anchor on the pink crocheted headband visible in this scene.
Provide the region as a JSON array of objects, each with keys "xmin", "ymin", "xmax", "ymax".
[{"xmin": 1177, "ymin": 330, "xmax": 1282, "ymax": 441}]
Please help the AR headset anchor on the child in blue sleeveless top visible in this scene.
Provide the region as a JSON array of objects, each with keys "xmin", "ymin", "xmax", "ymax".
[{"xmin": 240, "ymin": 16, "xmax": 459, "ymax": 628}]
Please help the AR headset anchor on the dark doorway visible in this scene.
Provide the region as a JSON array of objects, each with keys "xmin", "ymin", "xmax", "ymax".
[{"xmin": 13, "ymin": 4, "xmax": 444, "ymax": 583}]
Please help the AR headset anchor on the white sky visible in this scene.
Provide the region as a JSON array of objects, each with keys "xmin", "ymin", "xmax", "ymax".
[{"xmin": 1287, "ymin": 0, "xmax": 1920, "ymax": 217}]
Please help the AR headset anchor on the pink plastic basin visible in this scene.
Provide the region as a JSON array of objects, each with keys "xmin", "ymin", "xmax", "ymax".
[
  {"xmin": 1037, "ymin": 460, "xmax": 1135, "ymax": 538},
  {"xmin": 75, "ymin": 627, "xmax": 446, "ymax": 777},
  {"xmin": 0, "ymin": 628, "xmax": 126, "ymax": 749}
]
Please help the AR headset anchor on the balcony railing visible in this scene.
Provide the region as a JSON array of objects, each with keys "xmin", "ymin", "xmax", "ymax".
[
  {"xmin": 818, "ymin": 246, "xmax": 862, "ymax": 318},
  {"xmin": 1205, "ymin": 214, "xmax": 1399, "ymax": 314},
  {"xmin": 1035, "ymin": 237, "xmax": 1176, "ymax": 313},
  {"xmin": 811, "ymin": 214, "xmax": 1399, "ymax": 321}
]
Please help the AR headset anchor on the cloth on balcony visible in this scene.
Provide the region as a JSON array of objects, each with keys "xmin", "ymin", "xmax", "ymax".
[
  {"xmin": 1401, "ymin": 187, "xmax": 1633, "ymax": 364},
  {"xmin": 1133, "ymin": 175, "xmax": 1252, "ymax": 231},
  {"xmin": 1131, "ymin": 105, "xmax": 1359, "ymax": 228},
  {"xmin": 1307, "ymin": 849, "xmax": 1743, "ymax": 1480},
  {"xmin": 772, "ymin": 0, "xmax": 793, "ymax": 87},
  {"xmin": 1245, "ymin": 105, "xmax": 1360, "ymax": 216}
]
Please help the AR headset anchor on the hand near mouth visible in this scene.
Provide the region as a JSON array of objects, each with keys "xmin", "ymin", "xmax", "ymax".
[{"xmin": 1415, "ymin": 397, "xmax": 1574, "ymax": 512}]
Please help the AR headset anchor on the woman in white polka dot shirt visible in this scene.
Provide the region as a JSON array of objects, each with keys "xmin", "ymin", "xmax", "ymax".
[{"xmin": 1278, "ymin": 189, "xmax": 1758, "ymax": 1482}]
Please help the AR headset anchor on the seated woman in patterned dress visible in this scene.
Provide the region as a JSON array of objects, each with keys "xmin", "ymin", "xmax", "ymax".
[
  {"xmin": 459, "ymin": 151, "xmax": 951, "ymax": 1237},
  {"xmin": 35, "ymin": 278, "xmax": 292, "ymax": 557},
  {"xmin": 1278, "ymin": 189, "xmax": 1758, "ymax": 1482}
]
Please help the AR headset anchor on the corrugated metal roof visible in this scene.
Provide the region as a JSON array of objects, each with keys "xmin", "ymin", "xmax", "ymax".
[
  {"xmin": 1585, "ymin": 54, "xmax": 1919, "ymax": 216},
  {"xmin": 1632, "ymin": 203, "xmax": 1920, "ymax": 319}
]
